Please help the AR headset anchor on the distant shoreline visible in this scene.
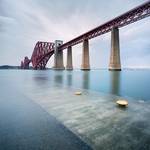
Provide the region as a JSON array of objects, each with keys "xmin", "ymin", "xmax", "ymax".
[
  {"xmin": 0, "ymin": 65, "xmax": 150, "ymax": 70},
  {"xmin": 0, "ymin": 65, "xmax": 33, "ymax": 69},
  {"xmin": 0, "ymin": 65, "xmax": 20, "ymax": 69}
]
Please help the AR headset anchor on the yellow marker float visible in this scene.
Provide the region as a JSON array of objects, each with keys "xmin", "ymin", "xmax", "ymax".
[
  {"xmin": 75, "ymin": 92, "xmax": 82, "ymax": 95},
  {"xmin": 116, "ymin": 100, "xmax": 128, "ymax": 107}
]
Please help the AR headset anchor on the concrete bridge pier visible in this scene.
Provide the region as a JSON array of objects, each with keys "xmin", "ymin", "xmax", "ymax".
[
  {"xmin": 66, "ymin": 46, "xmax": 73, "ymax": 70},
  {"xmin": 109, "ymin": 27, "xmax": 121, "ymax": 71},
  {"xmin": 81, "ymin": 39, "xmax": 90, "ymax": 70},
  {"xmin": 53, "ymin": 40, "xmax": 65, "ymax": 70}
]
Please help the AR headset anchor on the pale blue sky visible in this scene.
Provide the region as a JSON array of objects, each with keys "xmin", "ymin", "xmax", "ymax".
[{"xmin": 0, "ymin": 0, "xmax": 150, "ymax": 68}]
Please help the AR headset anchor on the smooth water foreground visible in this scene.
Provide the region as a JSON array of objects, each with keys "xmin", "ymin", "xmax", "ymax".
[{"xmin": 0, "ymin": 69, "xmax": 150, "ymax": 150}]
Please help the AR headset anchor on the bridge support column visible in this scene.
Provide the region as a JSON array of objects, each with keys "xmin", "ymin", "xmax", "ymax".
[
  {"xmin": 66, "ymin": 46, "xmax": 73, "ymax": 70},
  {"xmin": 81, "ymin": 39, "xmax": 90, "ymax": 70},
  {"xmin": 53, "ymin": 40, "xmax": 65, "ymax": 70},
  {"xmin": 109, "ymin": 27, "xmax": 121, "ymax": 71}
]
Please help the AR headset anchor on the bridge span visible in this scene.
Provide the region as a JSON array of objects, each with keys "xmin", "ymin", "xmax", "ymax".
[{"xmin": 21, "ymin": 1, "xmax": 150, "ymax": 70}]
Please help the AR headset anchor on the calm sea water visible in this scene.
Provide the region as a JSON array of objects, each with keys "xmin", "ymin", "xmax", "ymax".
[
  {"xmin": 1, "ymin": 69, "xmax": 150, "ymax": 150},
  {"xmin": 0, "ymin": 69, "xmax": 150, "ymax": 101}
]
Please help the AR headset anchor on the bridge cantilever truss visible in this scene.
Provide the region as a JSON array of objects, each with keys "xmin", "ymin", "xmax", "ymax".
[
  {"xmin": 31, "ymin": 41, "xmax": 55, "ymax": 69},
  {"xmin": 59, "ymin": 1, "xmax": 150, "ymax": 50}
]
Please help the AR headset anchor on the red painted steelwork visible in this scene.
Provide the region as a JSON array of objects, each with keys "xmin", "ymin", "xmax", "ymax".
[
  {"xmin": 59, "ymin": 1, "xmax": 150, "ymax": 50},
  {"xmin": 31, "ymin": 41, "xmax": 55, "ymax": 69},
  {"xmin": 20, "ymin": 61, "xmax": 24, "ymax": 69},
  {"xmin": 24, "ymin": 56, "xmax": 31, "ymax": 69},
  {"xmin": 21, "ymin": 57, "xmax": 31, "ymax": 69}
]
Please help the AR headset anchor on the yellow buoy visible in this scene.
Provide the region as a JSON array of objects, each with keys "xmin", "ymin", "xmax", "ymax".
[
  {"xmin": 75, "ymin": 92, "xmax": 82, "ymax": 95},
  {"xmin": 116, "ymin": 100, "xmax": 128, "ymax": 107}
]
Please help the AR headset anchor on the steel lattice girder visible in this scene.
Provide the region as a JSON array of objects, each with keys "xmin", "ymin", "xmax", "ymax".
[
  {"xmin": 31, "ymin": 41, "xmax": 55, "ymax": 69},
  {"xmin": 59, "ymin": 1, "xmax": 150, "ymax": 50}
]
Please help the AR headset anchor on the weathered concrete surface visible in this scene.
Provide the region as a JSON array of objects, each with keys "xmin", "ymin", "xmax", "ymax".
[
  {"xmin": 26, "ymin": 85, "xmax": 150, "ymax": 150},
  {"xmin": 109, "ymin": 27, "xmax": 121, "ymax": 71},
  {"xmin": 53, "ymin": 40, "xmax": 65, "ymax": 70},
  {"xmin": 81, "ymin": 39, "xmax": 90, "ymax": 70},
  {"xmin": 66, "ymin": 46, "xmax": 73, "ymax": 70}
]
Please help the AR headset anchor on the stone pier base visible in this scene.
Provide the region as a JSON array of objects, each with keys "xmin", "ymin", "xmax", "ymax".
[
  {"xmin": 109, "ymin": 27, "xmax": 121, "ymax": 71},
  {"xmin": 53, "ymin": 40, "xmax": 65, "ymax": 70},
  {"xmin": 81, "ymin": 39, "xmax": 90, "ymax": 70},
  {"xmin": 66, "ymin": 46, "xmax": 73, "ymax": 70}
]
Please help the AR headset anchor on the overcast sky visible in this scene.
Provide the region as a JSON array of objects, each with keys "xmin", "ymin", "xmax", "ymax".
[{"xmin": 0, "ymin": 0, "xmax": 150, "ymax": 68}]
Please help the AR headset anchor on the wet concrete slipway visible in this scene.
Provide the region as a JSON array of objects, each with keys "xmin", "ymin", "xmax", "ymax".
[{"xmin": 0, "ymin": 70, "xmax": 150, "ymax": 150}]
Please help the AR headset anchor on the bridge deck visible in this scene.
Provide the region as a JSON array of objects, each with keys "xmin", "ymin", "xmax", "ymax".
[{"xmin": 59, "ymin": 1, "xmax": 150, "ymax": 50}]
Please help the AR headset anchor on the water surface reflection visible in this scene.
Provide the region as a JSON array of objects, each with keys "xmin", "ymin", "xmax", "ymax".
[
  {"xmin": 54, "ymin": 71, "xmax": 63, "ymax": 85},
  {"xmin": 82, "ymin": 71, "xmax": 90, "ymax": 89},
  {"xmin": 109, "ymin": 71, "xmax": 121, "ymax": 96},
  {"xmin": 66, "ymin": 71, "xmax": 73, "ymax": 86},
  {"xmin": 18, "ymin": 69, "xmax": 150, "ymax": 101}
]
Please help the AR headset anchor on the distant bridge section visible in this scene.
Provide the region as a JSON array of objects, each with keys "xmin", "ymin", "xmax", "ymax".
[{"xmin": 20, "ymin": 56, "xmax": 31, "ymax": 69}]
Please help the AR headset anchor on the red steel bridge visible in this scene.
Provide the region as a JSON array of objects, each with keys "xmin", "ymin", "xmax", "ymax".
[{"xmin": 21, "ymin": 1, "xmax": 150, "ymax": 70}]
